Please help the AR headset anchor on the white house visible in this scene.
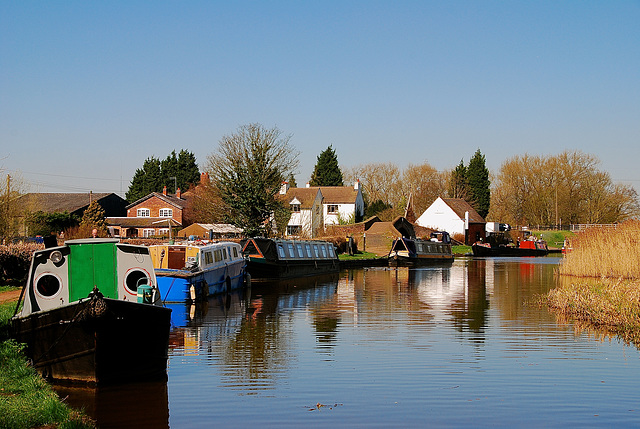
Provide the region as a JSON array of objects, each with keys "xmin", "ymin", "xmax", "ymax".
[
  {"xmin": 415, "ymin": 197, "xmax": 486, "ymax": 244},
  {"xmin": 279, "ymin": 181, "xmax": 365, "ymax": 238}
]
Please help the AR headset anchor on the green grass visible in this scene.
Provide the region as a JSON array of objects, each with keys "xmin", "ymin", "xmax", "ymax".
[
  {"xmin": 0, "ymin": 302, "xmax": 94, "ymax": 429},
  {"xmin": 338, "ymin": 251, "xmax": 383, "ymax": 261},
  {"xmin": 531, "ymin": 230, "xmax": 575, "ymax": 248},
  {"xmin": 452, "ymin": 245, "xmax": 472, "ymax": 255}
]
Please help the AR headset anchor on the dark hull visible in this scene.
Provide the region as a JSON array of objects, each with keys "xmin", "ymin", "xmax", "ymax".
[
  {"xmin": 246, "ymin": 257, "xmax": 340, "ymax": 281},
  {"xmin": 12, "ymin": 296, "xmax": 171, "ymax": 385},
  {"xmin": 472, "ymin": 244, "xmax": 549, "ymax": 257},
  {"xmin": 388, "ymin": 254, "xmax": 454, "ymax": 267}
]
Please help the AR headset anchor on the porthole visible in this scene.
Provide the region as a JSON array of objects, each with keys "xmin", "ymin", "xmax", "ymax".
[
  {"xmin": 36, "ymin": 274, "xmax": 61, "ymax": 298},
  {"xmin": 124, "ymin": 269, "xmax": 150, "ymax": 294}
]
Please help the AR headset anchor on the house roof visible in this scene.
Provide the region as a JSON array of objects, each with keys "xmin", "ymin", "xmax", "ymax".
[
  {"xmin": 279, "ymin": 187, "xmax": 321, "ymax": 208},
  {"xmin": 18, "ymin": 193, "xmax": 121, "ymax": 214},
  {"xmin": 106, "ymin": 217, "xmax": 182, "ymax": 228},
  {"xmin": 441, "ymin": 198, "xmax": 485, "ymax": 223},
  {"xmin": 178, "ymin": 223, "xmax": 243, "ymax": 235},
  {"xmin": 126, "ymin": 192, "xmax": 187, "ymax": 210},
  {"xmin": 315, "ymin": 186, "xmax": 359, "ymax": 204}
]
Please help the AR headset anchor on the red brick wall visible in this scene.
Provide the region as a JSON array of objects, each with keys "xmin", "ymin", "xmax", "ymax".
[{"xmin": 127, "ymin": 196, "xmax": 183, "ymax": 224}]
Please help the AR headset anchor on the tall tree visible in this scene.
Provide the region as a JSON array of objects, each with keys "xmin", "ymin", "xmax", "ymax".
[
  {"xmin": 126, "ymin": 150, "xmax": 200, "ymax": 202},
  {"xmin": 206, "ymin": 123, "xmax": 299, "ymax": 237},
  {"xmin": 467, "ymin": 149, "xmax": 491, "ymax": 218},
  {"xmin": 309, "ymin": 145, "xmax": 343, "ymax": 186},
  {"xmin": 448, "ymin": 160, "xmax": 469, "ymax": 199}
]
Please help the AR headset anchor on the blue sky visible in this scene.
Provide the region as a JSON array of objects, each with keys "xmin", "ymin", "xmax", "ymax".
[{"xmin": 1, "ymin": 1, "xmax": 639, "ymax": 197}]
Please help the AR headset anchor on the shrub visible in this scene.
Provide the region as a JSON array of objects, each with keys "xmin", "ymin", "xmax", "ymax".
[{"xmin": 0, "ymin": 243, "xmax": 42, "ymax": 285}]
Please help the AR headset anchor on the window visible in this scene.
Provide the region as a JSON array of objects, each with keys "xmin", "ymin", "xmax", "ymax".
[
  {"xmin": 137, "ymin": 208, "xmax": 150, "ymax": 217},
  {"xmin": 305, "ymin": 244, "xmax": 312, "ymax": 257},
  {"xmin": 288, "ymin": 243, "xmax": 296, "ymax": 257},
  {"xmin": 143, "ymin": 229, "xmax": 155, "ymax": 237},
  {"xmin": 214, "ymin": 249, "xmax": 223, "ymax": 262},
  {"xmin": 232, "ymin": 247, "xmax": 238, "ymax": 258},
  {"xmin": 287, "ymin": 225, "xmax": 302, "ymax": 236},
  {"xmin": 158, "ymin": 228, "xmax": 169, "ymax": 236},
  {"xmin": 204, "ymin": 251, "xmax": 213, "ymax": 265},
  {"xmin": 313, "ymin": 245, "xmax": 319, "ymax": 258},
  {"xmin": 327, "ymin": 205, "xmax": 339, "ymax": 214},
  {"xmin": 291, "ymin": 204, "xmax": 300, "ymax": 212},
  {"xmin": 159, "ymin": 208, "xmax": 173, "ymax": 217},
  {"xmin": 296, "ymin": 244, "xmax": 305, "ymax": 257},
  {"xmin": 321, "ymin": 245, "xmax": 327, "ymax": 258},
  {"xmin": 278, "ymin": 244, "xmax": 286, "ymax": 258}
]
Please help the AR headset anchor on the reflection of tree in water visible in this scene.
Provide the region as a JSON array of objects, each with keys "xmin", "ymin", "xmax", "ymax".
[
  {"xmin": 218, "ymin": 295, "xmax": 292, "ymax": 391},
  {"xmin": 310, "ymin": 307, "xmax": 340, "ymax": 348},
  {"xmin": 449, "ymin": 259, "xmax": 489, "ymax": 336}
]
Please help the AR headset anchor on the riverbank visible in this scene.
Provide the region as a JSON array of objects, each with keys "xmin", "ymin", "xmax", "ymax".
[
  {"xmin": 0, "ymin": 287, "xmax": 95, "ymax": 429},
  {"xmin": 541, "ymin": 220, "xmax": 640, "ymax": 345}
]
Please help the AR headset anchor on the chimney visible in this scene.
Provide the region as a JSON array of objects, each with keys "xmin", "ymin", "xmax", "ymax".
[
  {"xmin": 163, "ymin": 186, "xmax": 167, "ymax": 196},
  {"xmin": 280, "ymin": 181, "xmax": 289, "ymax": 195},
  {"xmin": 354, "ymin": 180, "xmax": 360, "ymax": 190},
  {"xmin": 176, "ymin": 188, "xmax": 181, "ymax": 199},
  {"xmin": 306, "ymin": 182, "xmax": 310, "ymax": 188},
  {"xmin": 200, "ymin": 172, "xmax": 210, "ymax": 185}
]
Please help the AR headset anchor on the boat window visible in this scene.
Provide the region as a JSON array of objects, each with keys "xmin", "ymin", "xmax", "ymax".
[
  {"xmin": 296, "ymin": 244, "xmax": 305, "ymax": 257},
  {"xmin": 288, "ymin": 243, "xmax": 296, "ymax": 257},
  {"xmin": 204, "ymin": 251, "xmax": 213, "ymax": 265},
  {"xmin": 36, "ymin": 274, "xmax": 61, "ymax": 297},
  {"xmin": 305, "ymin": 244, "xmax": 312, "ymax": 256},
  {"xmin": 313, "ymin": 244, "xmax": 319, "ymax": 258},
  {"xmin": 214, "ymin": 249, "xmax": 223, "ymax": 262},
  {"xmin": 223, "ymin": 248, "xmax": 228, "ymax": 260},
  {"xmin": 124, "ymin": 269, "xmax": 149, "ymax": 294},
  {"xmin": 278, "ymin": 244, "xmax": 286, "ymax": 258},
  {"xmin": 417, "ymin": 243, "xmax": 423, "ymax": 252},
  {"xmin": 233, "ymin": 247, "xmax": 238, "ymax": 258},
  {"xmin": 321, "ymin": 245, "xmax": 327, "ymax": 258},
  {"xmin": 328, "ymin": 246, "xmax": 335, "ymax": 257}
]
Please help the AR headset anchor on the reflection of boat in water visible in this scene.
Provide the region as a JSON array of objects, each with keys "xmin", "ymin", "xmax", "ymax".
[
  {"xmin": 388, "ymin": 233, "xmax": 454, "ymax": 267},
  {"xmin": 149, "ymin": 241, "xmax": 247, "ymax": 302},
  {"xmin": 11, "ymin": 238, "xmax": 171, "ymax": 385},
  {"xmin": 241, "ymin": 238, "xmax": 339, "ymax": 280},
  {"xmin": 54, "ymin": 381, "xmax": 169, "ymax": 429},
  {"xmin": 472, "ymin": 238, "xmax": 549, "ymax": 257}
]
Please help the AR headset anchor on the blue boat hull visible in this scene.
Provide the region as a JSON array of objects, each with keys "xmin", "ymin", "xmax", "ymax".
[{"xmin": 157, "ymin": 260, "xmax": 246, "ymax": 302}]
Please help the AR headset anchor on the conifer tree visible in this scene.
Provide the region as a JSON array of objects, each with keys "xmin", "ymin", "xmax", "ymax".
[
  {"xmin": 467, "ymin": 149, "xmax": 491, "ymax": 218},
  {"xmin": 448, "ymin": 160, "xmax": 469, "ymax": 199},
  {"xmin": 309, "ymin": 145, "xmax": 343, "ymax": 186},
  {"xmin": 80, "ymin": 200, "xmax": 108, "ymax": 236}
]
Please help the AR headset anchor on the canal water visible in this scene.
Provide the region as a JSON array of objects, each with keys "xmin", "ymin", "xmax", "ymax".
[{"xmin": 58, "ymin": 257, "xmax": 640, "ymax": 428}]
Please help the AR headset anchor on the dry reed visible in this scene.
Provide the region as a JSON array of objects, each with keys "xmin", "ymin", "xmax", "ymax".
[
  {"xmin": 544, "ymin": 220, "xmax": 640, "ymax": 345},
  {"xmin": 559, "ymin": 220, "xmax": 640, "ymax": 278}
]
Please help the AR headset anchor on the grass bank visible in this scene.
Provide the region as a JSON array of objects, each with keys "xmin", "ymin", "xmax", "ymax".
[
  {"xmin": 541, "ymin": 220, "xmax": 640, "ymax": 345},
  {"xmin": 0, "ymin": 297, "xmax": 94, "ymax": 428}
]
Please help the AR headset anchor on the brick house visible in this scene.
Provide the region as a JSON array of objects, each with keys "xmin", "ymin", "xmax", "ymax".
[{"xmin": 106, "ymin": 187, "xmax": 187, "ymax": 238}]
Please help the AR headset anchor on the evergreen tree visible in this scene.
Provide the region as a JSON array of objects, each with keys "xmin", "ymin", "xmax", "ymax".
[
  {"xmin": 309, "ymin": 145, "xmax": 343, "ymax": 186},
  {"xmin": 448, "ymin": 160, "xmax": 469, "ymax": 199},
  {"xmin": 126, "ymin": 150, "xmax": 200, "ymax": 202},
  {"xmin": 80, "ymin": 200, "xmax": 108, "ymax": 236},
  {"xmin": 467, "ymin": 149, "xmax": 491, "ymax": 218}
]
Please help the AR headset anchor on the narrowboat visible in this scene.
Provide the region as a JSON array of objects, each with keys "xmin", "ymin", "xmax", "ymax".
[
  {"xmin": 11, "ymin": 238, "xmax": 171, "ymax": 385},
  {"xmin": 388, "ymin": 236, "xmax": 454, "ymax": 267},
  {"xmin": 149, "ymin": 241, "xmax": 247, "ymax": 302},
  {"xmin": 241, "ymin": 238, "xmax": 339, "ymax": 280},
  {"xmin": 472, "ymin": 238, "xmax": 549, "ymax": 257}
]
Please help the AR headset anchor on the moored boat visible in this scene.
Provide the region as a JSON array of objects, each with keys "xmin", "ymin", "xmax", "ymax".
[
  {"xmin": 11, "ymin": 238, "xmax": 171, "ymax": 385},
  {"xmin": 388, "ymin": 235, "xmax": 454, "ymax": 267},
  {"xmin": 241, "ymin": 238, "xmax": 339, "ymax": 280},
  {"xmin": 149, "ymin": 241, "xmax": 247, "ymax": 302},
  {"xmin": 472, "ymin": 238, "xmax": 549, "ymax": 257}
]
